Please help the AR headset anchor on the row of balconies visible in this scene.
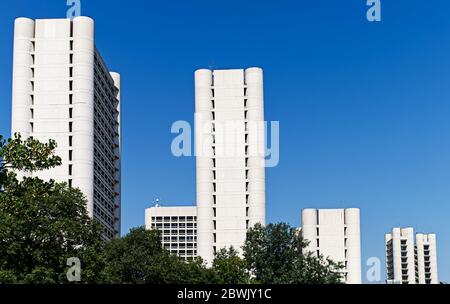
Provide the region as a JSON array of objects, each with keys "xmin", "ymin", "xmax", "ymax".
[
  {"xmin": 151, "ymin": 216, "xmax": 196, "ymax": 223},
  {"xmin": 153, "ymin": 223, "xmax": 197, "ymax": 229},
  {"xmin": 162, "ymin": 236, "xmax": 197, "ymax": 242},
  {"xmin": 161, "ymin": 230, "xmax": 196, "ymax": 236}
]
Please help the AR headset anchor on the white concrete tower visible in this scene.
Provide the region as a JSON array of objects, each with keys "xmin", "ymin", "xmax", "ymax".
[
  {"xmin": 301, "ymin": 208, "xmax": 362, "ymax": 284},
  {"xmin": 385, "ymin": 227, "xmax": 416, "ymax": 284},
  {"xmin": 415, "ymin": 233, "xmax": 439, "ymax": 284},
  {"xmin": 195, "ymin": 68, "xmax": 266, "ymax": 264},
  {"xmin": 11, "ymin": 17, "xmax": 121, "ymax": 239}
]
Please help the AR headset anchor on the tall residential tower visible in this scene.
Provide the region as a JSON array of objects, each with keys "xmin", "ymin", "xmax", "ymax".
[
  {"xmin": 11, "ymin": 17, "xmax": 121, "ymax": 239},
  {"xmin": 195, "ymin": 68, "xmax": 266, "ymax": 264}
]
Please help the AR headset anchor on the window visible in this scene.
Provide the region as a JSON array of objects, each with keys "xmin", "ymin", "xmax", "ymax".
[
  {"xmin": 68, "ymin": 179, "xmax": 72, "ymax": 188},
  {"xmin": 30, "ymin": 122, "xmax": 34, "ymax": 132},
  {"xmin": 69, "ymin": 136, "xmax": 73, "ymax": 147},
  {"xmin": 69, "ymin": 122, "xmax": 73, "ymax": 132},
  {"xmin": 30, "ymin": 109, "xmax": 34, "ymax": 119},
  {"xmin": 69, "ymin": 67, "xmax": 73, "ymax": 77},
  {"xmin": 69, "ymin": 81, "xmax": 73, "ymax": 91},
  {"xmin": 69, "ymin": 150, "xmax": 73, "ymax": 161},
  {"xmin": 213, "ymin": 207, "xmax": 216, "ymax": 217},
  {"xmin": 246, "ymin": 220, "xmax": 250, "ymax": 229},
  {"xmin": 213, "ymin": 220, "xmax": 216, "ymax": 230},
  {"xmin": 213, "ymin": 233, "xmax": 216, "ymax": 243},
  {"xmin": 68, "ymin": 165, "xmax": 72, "ymax": 176},
  {"xmin": 246, "ymin": 207, "xmax": 249, "ymax": 217},
  {"xmin": 69, "ymin": 108, "xmax": 73, "ymax": 118},
  {"xmin": 69, "ymin": 94, "xmax": 73, "ymax": 104}
]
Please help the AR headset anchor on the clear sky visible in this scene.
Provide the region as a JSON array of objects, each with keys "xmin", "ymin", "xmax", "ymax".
[{"xmin": 1, "ymin": 0, "xmax": 449, "ymax": 283}]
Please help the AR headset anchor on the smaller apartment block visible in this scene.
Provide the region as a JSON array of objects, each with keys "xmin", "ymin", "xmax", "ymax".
[
  {"xmin": 300, "ymin": 208, "xmax": 362, "ymax": 284},
  {"xmin": 385, "ymin": 227, "xmax": 438, "ymax": 284},
  {"xmin": 145, "ymin": 206, "xmax": 197, "ymax": 260}
]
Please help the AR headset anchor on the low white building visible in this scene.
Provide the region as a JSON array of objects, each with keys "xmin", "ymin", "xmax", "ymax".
[
  {"xmin": 385, "ymin": 227, "xmax": 438, "ymax": 284},
  {"xmin": 300, "ymin": 208, "xmax": 362, "ymax": 284},
  {"xmin": 145, "ymin": 206, "xmax": 197, "ymax": 260}
]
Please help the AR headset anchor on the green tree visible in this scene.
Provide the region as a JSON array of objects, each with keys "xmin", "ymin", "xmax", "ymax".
[
  {"xmin": 102, "ymin": 227, "xmax": 216, "ymax": 284},
  {"xmin": 0, "ymin": 134, "xmax": 105, "ymax": 283},
  {"xmin": 243, "ymin": 223, "xmax": 343, "ymax": 284},
  {"xmin": 212, "ymin": 247, "xmax": 250, "ymax": 284}
]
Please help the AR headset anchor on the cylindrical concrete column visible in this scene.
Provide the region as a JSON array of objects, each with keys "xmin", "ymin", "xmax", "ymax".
[
  {"xmin": 345, "ymin": 208, "xmax": 362, "ymax": 284},
  {"xmin": 195, "ymin": 69, "xmax": 215, "ymax": 265},
  {"xmin": 428, "ymin": 234, "xmax": 439, "ymax": 284},
  {"xmin": 11, "ymin": 17, "xmax": 35, "ymax": 141},
  {"xmin": 245, "ymin": 67, "xmax": 265, "ymax": 228},
  {"xmin": 72, "ymin": 16, "xmax": 95, "ymax": 217},
  {"xmin": 301, "ymin": 209, "xmax": 318, "ymax": 254}
]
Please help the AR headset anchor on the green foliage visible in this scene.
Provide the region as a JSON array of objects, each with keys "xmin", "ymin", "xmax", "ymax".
[
  {"xmin": 212, "ymin": 247, "xmax": 250, "ymax": 284},
  {"xmin": 0, "ymin": 134, "xmax": 103, "ymax": 283},
  {"xmin": 102, "ymin": 227, "xmax": 216, "ymax": 284},
  {"xmin": 243, "ymin": 223, "xmax": 344, "ymax": 284},
  {"xmin": 0, "ymin": 133, "xmax": 61, "ymax": 177}
]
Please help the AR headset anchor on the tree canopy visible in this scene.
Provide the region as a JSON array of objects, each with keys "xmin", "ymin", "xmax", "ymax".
[
  {"xmin": 243, "ymin": 223, "xmax": 344, "ymax": 284},
  {"xmin": 0, "ymin": 134, "xmax": 104, "ymax": 283},
  {"xmin": 0, "ymin": 134, "xmax": 345, "ymax": 284}
]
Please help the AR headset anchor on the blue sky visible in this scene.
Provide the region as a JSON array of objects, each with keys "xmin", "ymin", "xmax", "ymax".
[{"xmin": 1, "ymin": 0, "xmax": 449, "ymax": 283}]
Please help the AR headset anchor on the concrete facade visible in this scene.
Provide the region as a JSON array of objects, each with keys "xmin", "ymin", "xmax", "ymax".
[
  {"xmin": 145, "ymin": 206, "xmax": 197, "ymax": 260},
  {"xmin": 195, "ymin": 68, "xmax": 266, "ymax": 264},
  {"xmin": 385, "ymin": 227, "xmax": 438, "ymax": 284},
  {"xmin": 301, "ymin": 208, "xmax": 362, "ymax": 284},
  {"xmin": 11, "ymin": 17, "xmax": 121, "ymax": 239}
]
